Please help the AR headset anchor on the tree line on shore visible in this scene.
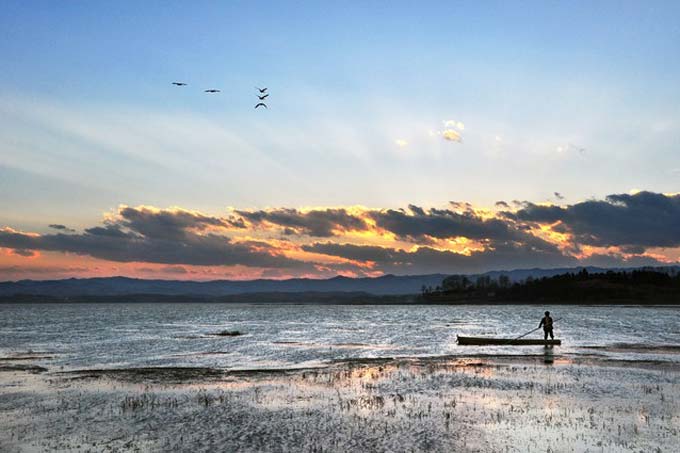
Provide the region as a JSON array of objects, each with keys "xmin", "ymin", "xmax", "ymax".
[{"xmin": 422, "ymin": 268, "xmax": 680, "ymax": 303}]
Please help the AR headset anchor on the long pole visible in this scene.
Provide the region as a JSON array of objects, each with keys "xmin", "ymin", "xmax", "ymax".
[{"xmin": 514, "ymin": 317, "xmax": 562, "ymax": 340}]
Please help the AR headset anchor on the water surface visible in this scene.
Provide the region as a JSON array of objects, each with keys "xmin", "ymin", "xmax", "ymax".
[{"xmin": 2, "ymin": 303, "xmax": 679, "ymax": 370}]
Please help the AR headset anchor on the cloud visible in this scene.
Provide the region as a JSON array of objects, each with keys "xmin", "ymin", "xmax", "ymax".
[
  {"xmin": 116, "ymin": 205, "xmax": 237, "ymax": 240},
  {"xmin": 0, "ymin": 265, "xmax": 90, "ymax": 275},
  {"xmin": 161, "ymin": 265, "xmax": 190, "ymax": 274},
  {"xmin": 1, "ymin": 192, "xmax": 678, "ymax": 279},
  {"xmin": 430, "ymin": 120, "xmax": 464, "ymax": 143},
  {"xmin": 303, "ymin": 238, "xmax": 671, "ymax": 275},
  {"xmin": 503, "ymin": 203, "xmax": 566, "ymax": 224},
  {"xmin": 508, "ymin": 191, "xmax": 680, "ymax": 249},
  {"xmin": 9, "ymin": 248, "xmax": 36, "ymax": 257},
  {"xmin": 368, "ymin": 205, "xmax": 524, "ymax": 243},
  {"xmin": 579, "ymin": 252, "xmax": 665, "ymax": 268},
  {"xmin": 441, "ymin": 129, "xmax": 462, "ymax": 143},
  {"xmin": 303, "ymin": 243, "xmax": 402, "ymax": 264},
  {"xmin": 302, "ymin": 241, "xmax": 577, "ymax": 274},
  {"xmin": 233, "ymin": 208, "xmax": 368, "ymax": 237},
  {"xmin": 0, "ymin": 206, "xmax": 310, "ymax": 269},
  {"xmin": 443, "ymin": 120, "xmax": 465, "ymax": 130},
  {"xmin": 137, "ymin": 265, "xmax": 190, "ymax": 275},
  {"xmin": 49, "ymin": 224, "xmax": 75, "ymax": 232}
]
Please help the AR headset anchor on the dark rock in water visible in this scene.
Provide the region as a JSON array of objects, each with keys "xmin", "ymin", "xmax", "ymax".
[{"xmin": 213, "ymin": 330, "xmax": 242, "ymax": 337}]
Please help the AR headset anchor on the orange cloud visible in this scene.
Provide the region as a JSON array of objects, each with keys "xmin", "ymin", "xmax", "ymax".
[{"xmin": 2, "ymin": 191, "xmax": 678, "ymax": 280}]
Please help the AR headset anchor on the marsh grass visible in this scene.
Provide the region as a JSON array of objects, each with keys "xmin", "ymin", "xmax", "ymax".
[
  {"xmin": 2, "ymin": 356, "xmax": 679, "ymax": 452},
  {"xmin": 120, "ymin": 393, "xmax": 176, "ymax": 412}
]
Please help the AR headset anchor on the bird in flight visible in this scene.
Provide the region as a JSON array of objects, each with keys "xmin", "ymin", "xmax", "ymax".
[
  {"xmin": 255, "ymin": 103, "xmax": 268, "ymax": 109},
  {"xmin": 568, "ymin": 143, "xmax": 586, "ymax": 153},
  {"xmin": 204, "ymin": 89, "xmax": 221, "ymax": 93},
  {"xmin": 256, "ymin": 87, "xmax": 268, "ymax": 93},
  {"xmin": 172, "ymin": 82, "xmax": 187, "ymax": 86},
  {"xmin": 258, "ymin": 94, "xmax": 269, "ymax": 100}
]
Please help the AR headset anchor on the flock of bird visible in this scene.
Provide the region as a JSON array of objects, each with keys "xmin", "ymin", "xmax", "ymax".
[
  {"xmin": 255, "ymin": 86, "xmax": 268, "ymax": 109},
  {"xmin": 172, "ymin": 82, "xmax": 268, "ymax": 109}
]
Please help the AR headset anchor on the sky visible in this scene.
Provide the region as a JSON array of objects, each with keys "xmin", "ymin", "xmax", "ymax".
[{"xmin": 1, "ymin": 1, "xmax": 679, "ymax": 280}]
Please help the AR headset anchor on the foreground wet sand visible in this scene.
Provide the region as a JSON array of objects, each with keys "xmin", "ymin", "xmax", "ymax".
[{"xmin": 1, "ymin": 352, "xmax": 679, "ymax": 452}]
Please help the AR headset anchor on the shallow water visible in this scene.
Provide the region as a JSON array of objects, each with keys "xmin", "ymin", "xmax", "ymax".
[
  {"xmin": 3, "ymin": 354, "xmax": 679, "ymax": 453},
  {"xmin": 1, "ymin": 303, "xmax": 680, "ymax": 370}
]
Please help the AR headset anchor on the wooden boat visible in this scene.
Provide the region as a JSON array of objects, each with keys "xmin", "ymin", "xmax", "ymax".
[{"xmin": 457, "ymin": 336, "xmax": 561, "ymax": 346}]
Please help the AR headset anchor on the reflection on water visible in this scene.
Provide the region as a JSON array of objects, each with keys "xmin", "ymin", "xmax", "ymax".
[
  {"xmin": 543, "ymin": 345, "xmax": 555, "ymax": 364},
  {"xmin": 1, "ymin": 303, "xmax": 680, "ymax": 370},
  {"xmin": 1, "ymin": 350, "xmax": 679, "ymax": 452}
]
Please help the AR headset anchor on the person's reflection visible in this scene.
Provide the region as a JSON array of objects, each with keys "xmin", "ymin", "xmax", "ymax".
[{"xmin": 543, "ymin": 345, "xmax": 554, "ymax": 364}]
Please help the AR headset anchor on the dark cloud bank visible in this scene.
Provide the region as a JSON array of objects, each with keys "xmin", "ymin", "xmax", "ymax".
[
  {"xmin": 1, "ymin": 191, "xmax": 677, "ymax": 275},
  {"xmin": 506, "ymin": 191, "xmax": 680, "ymax": 248},
  {"xmin": 234, "ymin": 208, "xmax": 367, "ymax": 237},
  {"xmin": 1, "ymin": 207, "xmax": 308, "ymax": 270}
]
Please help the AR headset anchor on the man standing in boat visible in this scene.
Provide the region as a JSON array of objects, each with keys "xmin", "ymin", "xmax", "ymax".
[{"xmin": 539, "ymin": 311, "xmax": 554, "ymax": 340}]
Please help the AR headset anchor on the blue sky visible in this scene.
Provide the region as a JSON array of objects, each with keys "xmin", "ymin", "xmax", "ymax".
[{"xmin": 1, "ymin": 1, "xmax": 680, "ymax": 279}]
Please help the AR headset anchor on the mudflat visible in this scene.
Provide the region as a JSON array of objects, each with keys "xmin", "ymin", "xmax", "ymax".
[{"xmin": 1, "ymin": 352, "xmax": 678, "ymax": 452}]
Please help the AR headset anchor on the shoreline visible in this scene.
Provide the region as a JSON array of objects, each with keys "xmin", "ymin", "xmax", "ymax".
[
  {"xmin": 4, "ymin": 296, "xmax": 680, "ymax": 306},
  {"xmin": 49, "ymin": 351, "xmax": 680, "ymax": 380}
]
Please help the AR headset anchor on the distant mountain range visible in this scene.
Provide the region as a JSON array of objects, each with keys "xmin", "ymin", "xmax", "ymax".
[
  {"xmin": 0, "ymin": 274, "xmax": 446, "ymax": 297},
  {"xmin": 2, "ymin": 266, "xmax": 677, "ymax": 297}
]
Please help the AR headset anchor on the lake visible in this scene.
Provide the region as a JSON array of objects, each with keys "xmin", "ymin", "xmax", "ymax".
[{"xmin": 2, "ymin": 303, "xmax": 680, "ymax": 370}]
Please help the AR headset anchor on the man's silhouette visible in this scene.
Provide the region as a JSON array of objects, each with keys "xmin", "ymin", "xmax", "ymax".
[{"xmin": 539, "ymin": 311, "xmax": 554, "ymax": 340}]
